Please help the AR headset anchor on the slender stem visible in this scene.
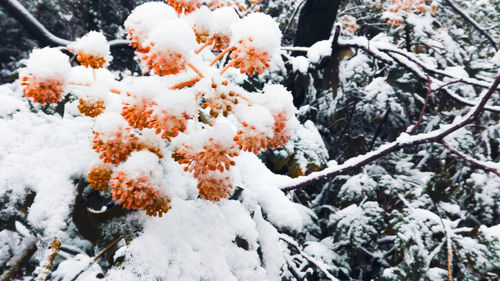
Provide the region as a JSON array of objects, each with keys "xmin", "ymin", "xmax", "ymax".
[
  {"xmin": 210, "ymin": 47, "xmax": 236, "ymax": 66},
  {"xmin": 220, "ymin": 60, "xmax": 236, "ymax": 75},
  {"xmin": 110, "ymin": 88, "xmax": 121, "ymax": 94},
  {"xmin": 170, "ymin": 77, "xmax": 201, "ymax": 90},
  {"xmin": 195, "ymin": 40, "xmax": 212, "ymax": 54},
  {"xmin": 92, "ymin": 69, "xmax": 96, "ymax": 81},
  {"xmin": 187, "ymin": 63, "xmax": 204, "ymax": 78}
]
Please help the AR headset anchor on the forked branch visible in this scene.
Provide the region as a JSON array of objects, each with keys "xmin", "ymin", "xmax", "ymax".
[{"xmin": 281, "ymin": 74, "xmax": 500, "ymax": 191}]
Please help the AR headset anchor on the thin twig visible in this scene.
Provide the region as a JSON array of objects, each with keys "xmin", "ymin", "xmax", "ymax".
[
  {"xmin": 70, "ymin": 237, "xmax": 123, "ymax": 281},
  {"xmin": 441, "ymin": 140, "xmax": 500, "ymax": 177},
  {"xmin": 282, "ymin": 0, "xmax": 307, "ymax": 43},
  {"xmin": 442, "ymin": 0, "xmax": 498, "ymax": 50}
]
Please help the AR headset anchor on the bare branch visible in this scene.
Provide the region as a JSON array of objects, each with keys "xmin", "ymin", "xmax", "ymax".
[
  {"xmin": 442, "ymin": 0, "xmax": 498, "ymax": 50},
  {"xmin": 281, "ymin": 74, "xmax": 500, "ymax": 191},
  {"xmin": 408, "ymin": 77, "xmax": 464, "ymax": 133}
]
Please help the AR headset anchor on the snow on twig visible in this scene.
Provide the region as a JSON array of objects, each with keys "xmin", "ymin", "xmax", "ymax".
[
  {"xmin": 280, "ymin": 234, "xmax": 339, "ymax": 281},
  {"xmin": 442, "ymin": 0, "xmax": 498, "ymax": 50},
  {"xmin": 281, "ymin": 74, "xmax": 500, "ymax": 191},
  {"xmin": 441, "ymin": 140, "xmax": 500, "ymax": 177}
]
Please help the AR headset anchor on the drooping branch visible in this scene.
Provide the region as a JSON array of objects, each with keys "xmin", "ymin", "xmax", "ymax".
[
  {"xmin": 0, "ymin": 0, "xmax": 130, "ymax": 49},
  {"xmin": 442, "ymin": 0, "xmax": 498, "ymax": 50},
  {"xmin": 281, "ymin": 74, "xmax": 500, "ymax": 191}
]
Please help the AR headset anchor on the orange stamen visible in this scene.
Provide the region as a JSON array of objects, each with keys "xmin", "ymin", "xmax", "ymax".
[{"xmin": 210, "ymin": 47, "xmax": 236, "ymax": 66}]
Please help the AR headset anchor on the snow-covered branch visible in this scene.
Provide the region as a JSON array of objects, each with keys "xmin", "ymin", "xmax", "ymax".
[
  {"xmin": 442, "ymin": 140, "xmax": 500, "ymax": 177},
  {"xmin": 442, "ymin": 0, "xmax": 498, "ymax": 50},
  {"xmin": 281, "ymin": 73, "xmax": 500, "ymax": 191},
  {"xmin": 0, "ymin": 0, "xmax": 129, "ymax": 48}
]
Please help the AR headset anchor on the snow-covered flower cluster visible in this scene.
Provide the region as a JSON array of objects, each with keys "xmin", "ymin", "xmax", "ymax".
[
  {"xmin": 384, "ymin": 0, "xmax": 438, "ymax": 26},
  {"xmin": 17, "ymin": 0, "xmax": 298, "ymax": 217}
]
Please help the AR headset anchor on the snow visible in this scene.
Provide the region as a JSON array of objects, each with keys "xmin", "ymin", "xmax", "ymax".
[
  {"xmin": 107, "ymin": 199, "xmax": 267, "ymax": 281},
  {"xmin": 148, "ymin": 19, "xmax": 197, "ymax": 56},
  {"xmin": 210, "ymin": 7, "xmax": 239, "ymax": 36},
  {"xmin": 124, "ymin": 2, "xmax": 177, "ymax": 42},
  {"xmin": 116, "ymin": 151, "xmax": 162, "ymax": 180},
  {"xmin": 69, "ymin": 31, "xmax": 111, "ymax": 61},
  {"xmin": 289, "ymin": 55, "xmax": 309, "ymax": 73},
  {"xmin": 307, "ymin": 40, "xmax": 331, "ymax": 63},
  {"xmin": 20, "ymin": 47, "xmax": 71, "ymax": 82},
  {"xmin": 230, "ymin": 13, "xmax": 282, "ymax": 57},
  {"xmin": 153, "ymin": 89, "xmax": 197, "ymax": 116},
  {"xmin": 0, "ymin": 86, "xmax": 95, "ymax": 238}
]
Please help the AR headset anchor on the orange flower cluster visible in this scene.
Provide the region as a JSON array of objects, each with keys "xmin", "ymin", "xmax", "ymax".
[
  {"xmin": 127, "ymin": 28, "xmax": 151, "ymax": 54},
  {"xmin": 88, "ymin": 163, "xmax": 113, "ymax": 191},
  {"xmin": 92, "ymin": 130, "xmax": 139, "ymax": 164},
  {"xmin": 142, "ymin": 48, "xmax": 187, "ymax": 76},
  {"xmin": 201, "ymin": 81, "xmax": 240, "ymax": 118},
  {"xmin": 21, "ymin": 75, "xmax": 65, "ymax": 104},
  {"xmin": 234, "ymin": 112, "xmax": 291, "ymax": 153},
  {"xmin": 196, "ymin": 173, "xmax": 232, "ymax": 201},
  {"xmin": 121, "ymin": 96, "xmax": 156, "ymax": 130},
  {"xmin": 386, "ymin": 0, "xmax": 437, "ymax": 26},
  {"xmin": 77, "ymin": 51, "xmax": 107, "ymax": 69},
  {"xmin": 173, "ymin": 139, "xmax": 238, "ymax": 201},
  {"xmin": 148, "ymin": 111, "xmax": 190, "ymax": 141},
  {"xmin": 230, "ymin": 39, "xmax": 271, "ymax": 76},
  {"xmin": 211, "ymin": 34, "xmax": 231, "ymax": 52},
  {"xmin": 193, "ymin": 24, "xmax": 211, "ymax": 44},
  {"xmin": 145, "ymin": 195, "xmax": 172, "ymax": 217},
  {"xmin": 110, "ymin": 171, "xmax": 159, "ymax": 209},
  {"xmin": 166, "ymin": 0, "xmax": 201, "ymax": 15},
  {"xmin": 78, "ymin": 99, "xmax": 106, "ymax": 117},
  {"xmin": 267, "ymin": 112, "xmax": 290, "ymax": 148}
]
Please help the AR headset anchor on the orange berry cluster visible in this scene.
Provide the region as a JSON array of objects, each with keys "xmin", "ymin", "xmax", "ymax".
[
  {"xmin": 88, "ymin": 163, "xmax": 113, "ymax": 191},
  {"xmin": 211, "ymin": 34, "xmax": 231, "ymax": 52},
  {"xmin": 230, "ymin": 39, "xmax": 271, "ymax": 76},
  {"xmin": 92, "ymin": 130, "xmax": 139, "ymax": 164},
  {"xmin": 78, "ymin": 99, "xmax": 106, "ymax": 117},
  {"xmin": 21, "ymin": 75, "xmax": 65, "ymax": 104},
  {"xmin": 77, "ymin": 51, "xmax": 107, "ymax": 69}
]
